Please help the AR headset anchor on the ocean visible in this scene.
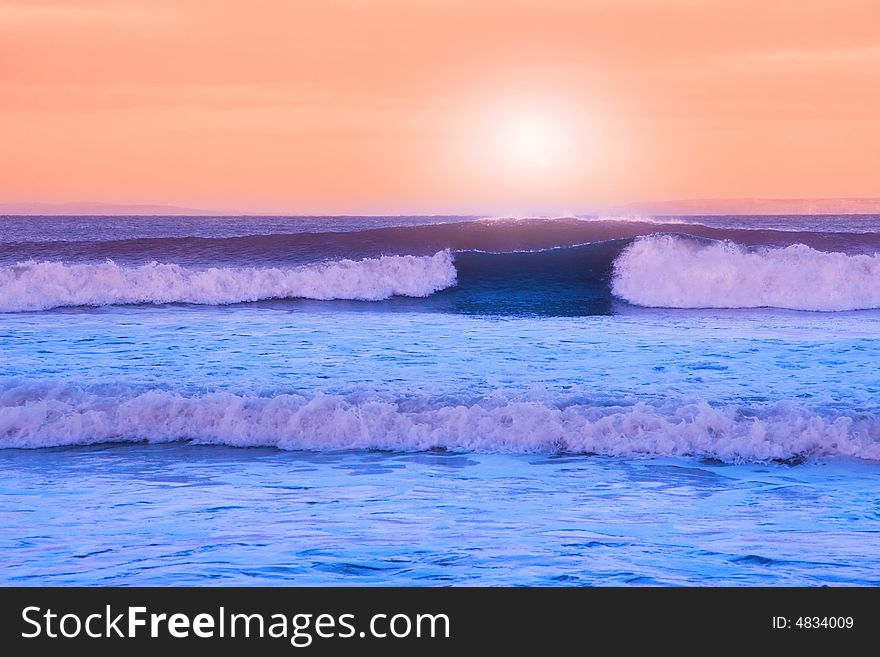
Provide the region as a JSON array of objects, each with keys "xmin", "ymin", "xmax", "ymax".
[{"xmin": 1, "ymin": 214, "xmax": 879, "ymax": 585}]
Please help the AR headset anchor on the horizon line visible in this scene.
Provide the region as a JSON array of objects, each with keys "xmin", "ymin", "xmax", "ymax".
[{"xmin": 3, "ymin": 197, "xmax": 880, "ymax": 217}]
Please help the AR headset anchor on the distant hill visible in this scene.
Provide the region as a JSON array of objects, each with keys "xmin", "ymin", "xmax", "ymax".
[
  {"xmin": 613, "ymin": 198, "xmax": 880, "ymax": 216},
  {"xmin": 0, "ymin": 202, "xmax": 207, "ymax": 216}
]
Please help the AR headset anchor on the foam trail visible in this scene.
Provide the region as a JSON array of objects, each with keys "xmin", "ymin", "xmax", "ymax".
[
  {"xmin": 0, "ymin": 251, "xmax": 456, "ymax": 311},
  {"xmin": 1, "ymin": 384, "xmax": 878, "ymax": 462},
  {"xmin": 612, "ymin": 235, "xmax": 880, "ymax": 311}
]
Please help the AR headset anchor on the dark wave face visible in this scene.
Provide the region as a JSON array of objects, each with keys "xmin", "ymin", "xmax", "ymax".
[
  {"xmin": 1, "ymin": 215, "xmax": 880, "ymax": 314},
  {"xmin": 377, "ymin": 242, "xmax": 625, "ymax": 316}
]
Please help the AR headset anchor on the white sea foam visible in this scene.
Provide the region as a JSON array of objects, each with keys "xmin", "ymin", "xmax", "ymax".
[
  {"xmin": 612, "ymin": 235, "xmax": 880, "ymax": 311},
  {"xmin": 1, "ymin": 384, "xmax": 877, "ymax": 462},
  {"xmin": 0, "ymin": 251, "xmax": 456, "ymax": 311}
]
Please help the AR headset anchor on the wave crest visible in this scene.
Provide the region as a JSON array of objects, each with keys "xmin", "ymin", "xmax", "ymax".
[
  {"xmin": 2, "ymin": 384, "xmax": 877, "ymax": 462},
  {"xmin": 612, "ymin": 235, "xmax": 880, "ymax": 311},
  {"xmin": 0, "ymin": 251, "xmax": 456, "ymax": 311}
]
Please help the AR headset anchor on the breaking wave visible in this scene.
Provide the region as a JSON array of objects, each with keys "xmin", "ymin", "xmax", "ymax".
[
  {"xmin": 5, "ymin": 225, "xmax": 880, "ymax": 314},
  {"xmin": 1, "ymin": 383, "xmax": 878, "ymax": 463},
  {"xmin": 0, "ymin": 251, "xmax": 456, "ymax": 311},
  {"xmin": 612, "ymin": 235, "xmax": 880, "ymax": 311}
]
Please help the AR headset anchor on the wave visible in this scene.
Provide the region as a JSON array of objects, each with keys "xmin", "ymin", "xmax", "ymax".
[
  {"xmin": 612, "ymin": 235, "xmax": 880, "ymax": 311},
  {"xmin": 5, "ymin": 229, "xmax": 880, "ymax": 314},
  {"xmin": 1, "ymin": 384, "xmax": 878, "ymax": 462},
  {"xmin": 0, "ymin": 252, "xmax": 456, "ymax": 311},
  {"xmin": 4, "ymin": 217, "xmax": 879, "ymax": 268}
]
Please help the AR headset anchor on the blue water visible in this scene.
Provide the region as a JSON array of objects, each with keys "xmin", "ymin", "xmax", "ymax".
[
  {"xmin": 2, "ymin": 214, "xmax": 879, "ymax": 585},
  {"xmin": 2, "ymin": 446, "xmax": 878, "ymax": 585}
]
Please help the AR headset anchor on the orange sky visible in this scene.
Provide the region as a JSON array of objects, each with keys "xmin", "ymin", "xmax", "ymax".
[{"xmin": 1, "ymin": 0, "xmax": 878, "ymax": 214}]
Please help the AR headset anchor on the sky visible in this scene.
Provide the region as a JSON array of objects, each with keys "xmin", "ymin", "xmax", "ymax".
[{"xmin": 1, "ymin": 0, "xmax": 879, "ymax": 214}]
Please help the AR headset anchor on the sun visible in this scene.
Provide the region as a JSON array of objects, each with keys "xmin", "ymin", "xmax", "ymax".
[
  {"xmin": 492, "ymin": 106, "xmax": 569, "ymax": 172},
  {"xmin": 506, "ymin": 114, "xmax": 556, "ymax": 168},
  {"xmin": 460, "ymin": 95, "xmax": 589, "ymax": 201}
]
